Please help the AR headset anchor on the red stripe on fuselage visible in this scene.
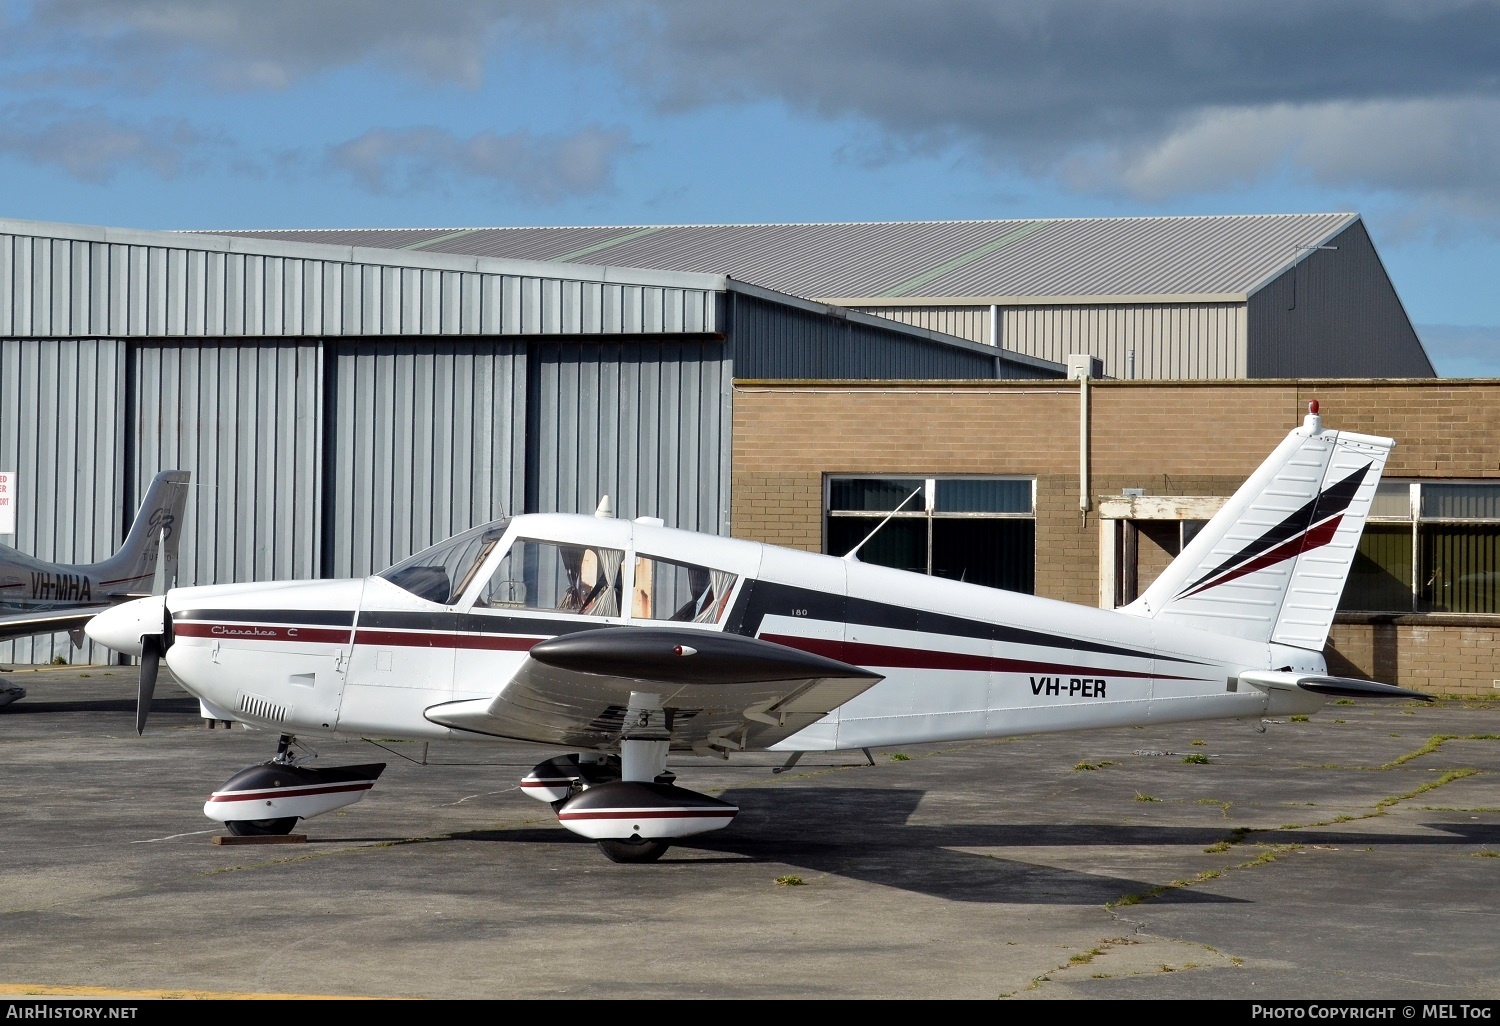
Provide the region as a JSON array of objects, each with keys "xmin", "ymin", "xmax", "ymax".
[
  {"xmin": 174, "ymin": 622, "xmax": 352, "ymax": 645},
  {"xmin": 760, "ymin": 633, "xmax": 1175, "ymax": 680},
  {"xmin": 100, "ymin": 574, "xmax": 152, "ymax": 587},
  {"xmin": 176, "ymin": 621, "xmax": 546, "ymax": 652},
  {"xmin": 351, "ymin": 629, "xmax": 542, "ymax": 651}
]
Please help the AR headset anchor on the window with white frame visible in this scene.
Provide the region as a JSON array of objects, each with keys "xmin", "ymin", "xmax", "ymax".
[
  {"xmin": 823, "ymin": 476, "xmax": 1035, "ymax": 593},
  {"xmin": 1341, "ymin": 480, "xmax": 1500, "ymax": 614}
]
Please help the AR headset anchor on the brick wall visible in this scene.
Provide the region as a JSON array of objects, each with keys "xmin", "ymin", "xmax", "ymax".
[
  {"xmin": 1328, "ymin": 619, "xmax": 1500, "ymax": 699},
  {"xmin": 731, "ymin": 378, "xmax": 1500, "ymax": 694}
]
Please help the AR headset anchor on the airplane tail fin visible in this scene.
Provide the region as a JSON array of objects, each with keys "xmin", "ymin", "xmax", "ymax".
[
  {"xmin": 96, "ymin": 470, "xmax": 192, "ymax": 595},
  {"xmin": 1123, "ymin": 404, "xmax": 1393, "ymax": 651}
]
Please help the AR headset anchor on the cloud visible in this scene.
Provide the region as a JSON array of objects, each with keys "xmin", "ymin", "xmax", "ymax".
[
  {"xmin": 8, "ymin": 1, "xmax": 1500, "ymax": 221},
  {"xmin": 19, "ymin": 0, "xmax": 564, "ymax": 89},
  {"xmin": 0, "ymin": 100, "xmax": 213, "ymax": 181},
  {"xmin": 1063, "ymin": 97, "xmax": 1500, "ymax": 219},
  {"xmin": 603, "ymin": 1, "xmax": 1500, "ymax": 223},
  {"xmin": 327, "ymin": 125, "xmax": 635, "ymax": 202},
  {"xmin": 1416, "ymin": 323, "xmax": 1500, "ymax": 378}
]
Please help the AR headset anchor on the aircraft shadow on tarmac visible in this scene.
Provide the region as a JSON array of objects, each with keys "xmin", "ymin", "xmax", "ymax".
[
  {"xmin": 440, "ymin": 786, "xmax": 1500, "ymax": 904},
  {"xmin": 449, "ymin": 787, "xmax": 1243, "ymax": 905},
  {"xmin": 1, "ymin": 696, "xmax": 199, "ymax": 716}
]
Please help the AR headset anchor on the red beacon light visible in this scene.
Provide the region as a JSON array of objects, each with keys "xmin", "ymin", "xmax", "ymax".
[{"xmin": 1308, "ymin": 399, "xmax": 1319, "ymax": 415}]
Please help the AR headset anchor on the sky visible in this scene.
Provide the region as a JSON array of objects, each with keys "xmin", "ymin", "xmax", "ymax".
[{"xmin": 1, "ymin": 0, "xmax": 1497, "ymax": 375}]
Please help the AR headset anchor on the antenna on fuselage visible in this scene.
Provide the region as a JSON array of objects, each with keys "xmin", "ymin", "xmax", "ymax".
[
  {"xmin": 842, "ymin": 486, "xmax": 923, "ymax": 562},
  {"xmin": 595, "ymin": 495, "xmax": 613, "ymax": 518}
]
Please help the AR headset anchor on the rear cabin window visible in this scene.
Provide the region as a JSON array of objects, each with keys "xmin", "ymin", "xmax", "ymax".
[
  {"xmin": 632, "ymin": 555, "xmax": 736, "ymax": 624},
  {"xmin": 475, "ymin": 538, "xmax": 625, "ymax": 617}
]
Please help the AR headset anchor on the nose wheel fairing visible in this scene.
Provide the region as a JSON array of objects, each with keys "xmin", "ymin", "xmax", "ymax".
[{"xmin": 204, "ymin": 760, "xmax": 386, "ymax": 827}]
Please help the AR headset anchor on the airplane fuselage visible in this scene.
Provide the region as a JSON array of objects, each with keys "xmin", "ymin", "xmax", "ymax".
[{"xmin": 152, "ymin": 513, "xmax": 1327, "ymax": 753}]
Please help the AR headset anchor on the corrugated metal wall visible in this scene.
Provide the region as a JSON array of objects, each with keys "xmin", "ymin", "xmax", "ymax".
[
  {"xmin": 732, "ymin": 293, "xmax": 1007, "ymax": 379},
  {"xmin": 850, "ymin": 305, "xmax": 994, "ymax": 344},
  {"xmin": 857, "ymin": 302, "xmax": 1247, "ymax": 379},
  {"xmin": 530, "ymin": 340, "xmax": 732, "ymax": 535},
  {"xmin": 130, "ymin": 342, "xmax": 323, "ymax": 586},
  {"xmin": 1002, "ymin": 303, "xmax": 1247, "ymax": 379},
  {"xmin": 0, "ymin": 339, "xmax": 126, "ymax": 664},
  {"xmin": 325, "ymin": 340, "xmax": 528, "ymax": 579},
  {"xmin": 864, "ymin": 300, "xmax": 1248, "ymax": 381},
  {"xmin": 1247, "ymin": 222, "xmax": 1436, "ymax": 378},
  {"xmin": 0, "ymin": 230, "xmax": 720, "ymax": 339}
]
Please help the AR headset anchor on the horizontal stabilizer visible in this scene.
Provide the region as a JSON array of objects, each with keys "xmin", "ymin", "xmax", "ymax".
[{"xmin": 1239, "ymin": 669, "xmax": 1432, "ymax": 702}]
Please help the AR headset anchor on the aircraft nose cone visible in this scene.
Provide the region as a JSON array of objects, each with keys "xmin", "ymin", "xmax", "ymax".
[{"xmin": 86, "ymin": 596, "xmax": 166, "ymax": 656}]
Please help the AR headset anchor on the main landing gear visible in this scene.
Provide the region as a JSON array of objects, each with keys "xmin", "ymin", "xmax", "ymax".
[
  {"xmin": 519, "ymin": 692, "xmax": 738, "ymax": 863},
  {"xmin": 203, "ymin": 734, "xmax": 386, "ymax": 837}
]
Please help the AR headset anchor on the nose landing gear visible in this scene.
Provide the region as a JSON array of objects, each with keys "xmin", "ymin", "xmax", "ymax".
[{"xmin": 205, "ymin": 734, "xmax": 386, "ymax": 837}]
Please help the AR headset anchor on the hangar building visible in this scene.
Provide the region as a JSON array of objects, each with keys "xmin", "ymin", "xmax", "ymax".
[
  {"xmin": 0, "ymin": 213, "xmax": 1481, "ymax": 696},
  {"xmin": 0, "ymin": 216, "xmax": 1057, "ymax": 663}
]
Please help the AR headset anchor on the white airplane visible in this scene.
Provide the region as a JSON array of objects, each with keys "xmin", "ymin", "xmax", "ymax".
[
  {"xmin": 87, "ymin": 405, "xmax": 1427, "ymax": 861},
  {"xmin": 0, "ymin": 469, "xmax": 191, "ymax": 706}
]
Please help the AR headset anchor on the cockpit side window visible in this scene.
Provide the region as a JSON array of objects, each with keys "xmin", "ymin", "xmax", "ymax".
[
  {"xmin": 632, "ymin": 555, "xmax": 737, "ymax": 624},
  {"xmin": 474, "ymin": 538, "xmax": 625, "ymax": 617},
  {"xmin": 379, "ymin": 519, "xmax": 511, "ymax": 605}
]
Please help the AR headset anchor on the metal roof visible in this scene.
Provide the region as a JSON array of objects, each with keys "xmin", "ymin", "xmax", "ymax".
[{"xmin": 205, "ymin": 213, "xmax": 1361, "ymax": 304}]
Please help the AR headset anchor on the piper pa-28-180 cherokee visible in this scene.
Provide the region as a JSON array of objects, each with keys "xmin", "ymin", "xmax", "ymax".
[
  {"xmin": 87, "ymin": 405, "xmax": 1427, "ymax": 862},
  {"xmin": 0, "ymin": 469, "xmax": 190, "ymax": 707}
]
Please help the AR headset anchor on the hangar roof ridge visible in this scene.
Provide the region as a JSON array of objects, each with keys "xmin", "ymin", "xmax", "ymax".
[
  {"xmin": 0, "ymin": 214, "xmax": 727, "ymax": 293},
  {"xmin": 190, "ymin": 210, "xmax": 1358, "ymax": 232}
]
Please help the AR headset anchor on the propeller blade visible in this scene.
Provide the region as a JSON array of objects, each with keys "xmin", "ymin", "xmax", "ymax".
[{"xmin": 136, "ymin": 634, "xmax": 161, "ymax": 736}]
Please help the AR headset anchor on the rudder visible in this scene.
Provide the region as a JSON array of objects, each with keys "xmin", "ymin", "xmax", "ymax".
[
  {"xmin": 95, "ymin": 470, "xmax": 192, "ymax": 594},
  {"xmin": 1124, "ymin": 405, "xmax": 1392, "ymax": 649}
]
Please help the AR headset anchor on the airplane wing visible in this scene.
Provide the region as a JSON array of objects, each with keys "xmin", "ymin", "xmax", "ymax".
[
  {"xmin": 423, "ymin": 627, "xmax": 884, "ymax": 753},
  {"xmin": 0, "ymin": 606, "xmax": 112, "ymax": 644}
]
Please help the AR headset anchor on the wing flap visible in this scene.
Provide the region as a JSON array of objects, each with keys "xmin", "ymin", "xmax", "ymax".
[{"xmin": 424, "ymin": 627, "xmax": 883, "ymax": 749}]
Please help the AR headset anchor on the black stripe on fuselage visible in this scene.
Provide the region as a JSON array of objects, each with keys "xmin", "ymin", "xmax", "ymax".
[
  {"xmin": 174, "ymin": 583, "xmax": 1202, "ymax": 668},
  {"xmin": 720, "ymin": 579, "xmax": 1203, "ymax": 665},
  {"xmin": 357, "ymin": 609, "xmax": 618, "ymax": 638}
]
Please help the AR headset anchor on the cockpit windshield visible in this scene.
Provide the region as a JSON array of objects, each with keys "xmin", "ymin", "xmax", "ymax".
[{"xmin": 378, "ymin": 519, "xmax": 511, "ymax": 604}]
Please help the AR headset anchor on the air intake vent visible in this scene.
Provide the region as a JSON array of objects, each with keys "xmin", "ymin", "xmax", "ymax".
[{"xmin": 236, "ymin": 691, "xmax": 288, "ymax": 724}]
